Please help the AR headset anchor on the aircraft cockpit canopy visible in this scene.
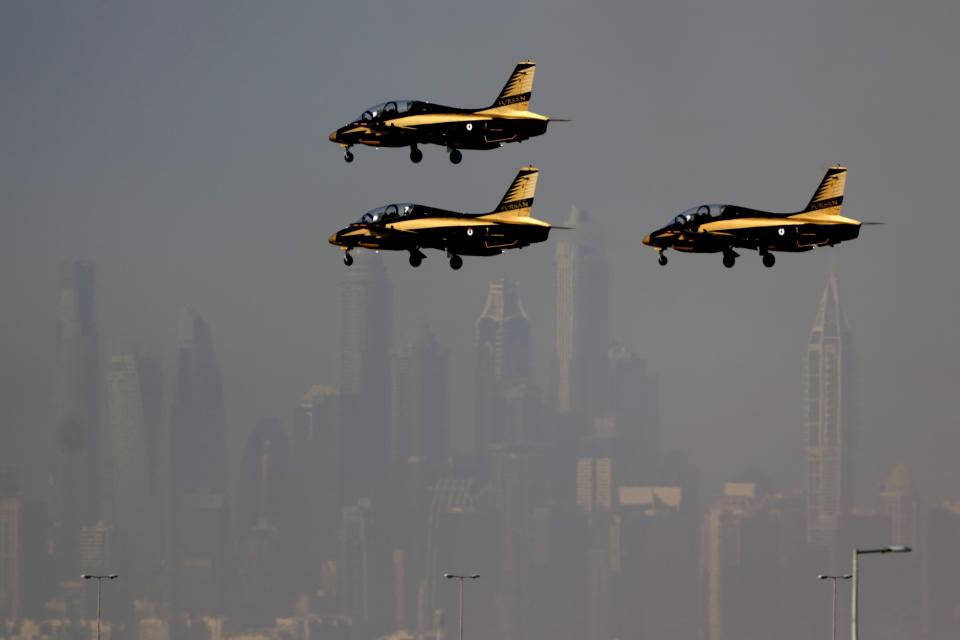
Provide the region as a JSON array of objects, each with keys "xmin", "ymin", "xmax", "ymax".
[
  {"xmin": 672, "ymin": 204, "xmax": 727, "ymax": 225},
  {"xmin": 359, "ymin": 100, "xmax": 415, "ymax": 122},
  {"xmin": 357, "ymin": 203, "xmax": 416, "ymax": 224}
]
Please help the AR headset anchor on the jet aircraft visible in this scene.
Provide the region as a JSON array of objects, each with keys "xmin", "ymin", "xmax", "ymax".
[
  {"xmin": 328, "ymin": 166, "xmax": 558, "ymax": 270},
  {"xmin": 329, "ymin": 61, "xmax": 561, "ymax": 164},
  {"xmin": 643, "ymin": 166, "xmax": 869, "ymax": 268}
]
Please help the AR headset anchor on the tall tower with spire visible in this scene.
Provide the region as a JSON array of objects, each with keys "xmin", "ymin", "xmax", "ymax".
[
  {"xmin": 804, "ymin": 273, "xmax": 856, "ymax": 547},
  {"xmin": 51, "ymin": 259, "xmax": 101, "ymax": 575},
  {"xmin": 556, "ymin": 208, "xmax": 609, "ymax": 422},
  {"xmin": 475, "ymin": 279, "xmax": 534, "ymax": 453}
]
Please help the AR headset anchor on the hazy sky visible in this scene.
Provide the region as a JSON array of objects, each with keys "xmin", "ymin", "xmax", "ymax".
[{"xmin": 2, "ymin": 0, "xmax": 958, "ymax": 504}]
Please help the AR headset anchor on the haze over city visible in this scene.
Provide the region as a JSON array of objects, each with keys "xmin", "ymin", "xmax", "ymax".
[{"xmin": 2, "ymin": 1, "xmax": 959, "ymax": 640}]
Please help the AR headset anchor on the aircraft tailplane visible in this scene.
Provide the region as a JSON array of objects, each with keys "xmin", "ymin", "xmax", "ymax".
[
  {"xmin": 488, "ymin": 60, "xmax": 536, "ymax": 111},
  {"xmin": 802, "ymin": 165, "xmax": 847, "ymax": 216},
  {"xmin": 484, "ymin": 166, "xmax": 539, "ymax": 218}
]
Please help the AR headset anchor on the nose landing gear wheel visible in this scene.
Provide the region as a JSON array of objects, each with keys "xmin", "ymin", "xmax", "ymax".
[
  {"xmin": 409, "ymin": 253, "xmax": 423, "ymax": 268},
  {"xmin": 448, "ymin": 148, "xmax": 463, "ymax": 164},
  {"xmin": 658, "ymin": 252, "xmax": 668, "ymax": 266},
  {"xmin": 722, "ymin": 251, "xmax": 737, "ymax": 269},
  {"xmin": 449, "ymin": 254, "xmax": 463, "ymax": 270},
  {"xmin": 410, "ymin": 146, "xmax": 423, "ymax": 163},
  {"xmin": 343, "ymin": 252, "xmax": 354, "ymax": 266},
  {"xmin": 344, "ymin": 149, "xmax": 354, "ymax": 163},
  {"xmin": 762, "ymin": 253, "xmax": 776, "ymax": 268}
]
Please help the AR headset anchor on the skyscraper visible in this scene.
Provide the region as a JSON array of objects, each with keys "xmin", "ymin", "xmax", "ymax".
[
  {"xmin": 475, "ymin": 279, "xmax": 533, "ymax": 453},
  {"xmin": 556, "ymin": 208, "xmax": 609, "ymax": 422},
  {"xmin": 339, "ymin": 252, "xmax": 393, "ymax": 500},
  {"xmin": 51, "ymin": 259, "xmax": 101, "ymax": 572},
  {"xmin": 106, "ymin": 350, "xmax": 162, "ymax": 596},
  {"xmin": 804, "ymin": 273, "xmax": 856, "ymax": 547},
  {"xmin": 170, "ymin": 307, "xmax": 228, "ymax": 615},
  {"xmin": 391, "ymin": 325, "xmax": 449, "ymax": 472}
]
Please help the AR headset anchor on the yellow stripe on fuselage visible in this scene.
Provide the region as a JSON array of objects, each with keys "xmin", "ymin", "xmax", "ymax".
[
  {"xmin": 386, "ymin": 216, "xmax": 551, "ymax": 231},
  {"xmin": 386, "ymin": 110, "xmax": 549, "ymax": 128},
  {"xmin": 700, "ymin": 213, "xmax": 861, "ymax": 233}
]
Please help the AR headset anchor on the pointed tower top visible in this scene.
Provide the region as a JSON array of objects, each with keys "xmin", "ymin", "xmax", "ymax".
[
  {"xmin": 478, "ymin": 279, "xmax": 528, "ymax": 324},
  {"xmin": 882, "ymin": 463, "xmax": 912, "ymax": 496},
  {"xmin": 810, "ymin": 272, "xmax": 847, "ymax": 338}
]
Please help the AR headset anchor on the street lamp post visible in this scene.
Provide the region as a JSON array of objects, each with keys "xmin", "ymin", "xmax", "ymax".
[
  {"xmin": 818, "ymin": 573, "xmax": 852, "ymax": 640},
  {"xmin": 444, "ymin": 573, "xmax": 479, "ymax": 640},
  {"xmin": 81, "ymin": 574, "xmax": 118, "ymax": 640},
  {"xmin": 851, "ymin": 546, "xmax": 911, "ymax": 640}
]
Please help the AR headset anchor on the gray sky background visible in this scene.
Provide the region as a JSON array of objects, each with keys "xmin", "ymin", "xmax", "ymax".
[{"xmin": 2, "ymin": 0, "xmax": 958, "ymax": 505}]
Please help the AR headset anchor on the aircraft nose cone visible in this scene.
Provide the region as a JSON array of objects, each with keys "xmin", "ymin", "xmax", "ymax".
[
  {"xmin": 642, "ymin": 234, "xmax": 653, "ymax": 246},
  {"xmin": 328, "ymin": 130, "xmax": 339, "ymax": 142},
  {"xmin": 328, "ymin": 232, "xmax": 340, "ymax": 245}
]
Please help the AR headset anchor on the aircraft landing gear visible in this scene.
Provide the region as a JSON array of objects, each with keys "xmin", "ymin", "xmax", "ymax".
[
  {"xmin": 410, "ymin": 145, "xmax": 423, "ymax": 163},
  {"xmin": 722, "ymin": 248, "xmax": 738, "ymax": 269},
  {"xmin": 344, "ymin": 148, "xmax": 354, "ymax": 163},
  {"xmin": 761, "ymin": 252, "xmax": 776, "ymax": 268},
  {"xmin": 658, "ymin": 251, "xmax": 668, "ymax": 266},
  {"xmin": 448, "ymin": 253, "xmax": 463, "ymax": 270},
  {"xmin": 343, "ymin": 251, "xmax": 354, "ymax": 266},
  {"xmin": 408, "ymin": 249, "xmax": 424, "ymax": 268},
  {"xmin": 448, "ymin": 148, "xmax": 463, "ymax": 165}
]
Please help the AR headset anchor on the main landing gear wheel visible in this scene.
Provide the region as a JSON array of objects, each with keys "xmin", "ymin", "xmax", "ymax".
[
  {"xmin": 343, "ymin": 252, "xmax": 354, "ymax": 266},
  {"xmin": 722, "ymin": 250, "xmax": 737, "ymax": 269},
  {"xmin": 762, "ymin": 253, "xmax": 776, "ymax": 268},
  {"xmin": 448, "ymin": 148, "xmax": 463, "ymax": 165},
  {"xmin": 410, "ymin": 146, "xmax": 423, "ymax": 163},
  {"xmin": 344, "ymin": 149, "xmax": 354, "ymax": 163},
  {"xmin": 449, "ymin": 254, "xmax": 463, "ymax": 270},
  {"xmin": 658, "ymin": 252, "xmax": 668, "ymax": 266},
  {"xmin": 409, "ymin": 253, "xmax": 423, "ymax": 268}
]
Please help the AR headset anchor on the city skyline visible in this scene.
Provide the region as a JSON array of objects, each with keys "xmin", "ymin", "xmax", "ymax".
[{"xmin": 2, "ymin": 2, "xmax": 959, "ymax": 639}]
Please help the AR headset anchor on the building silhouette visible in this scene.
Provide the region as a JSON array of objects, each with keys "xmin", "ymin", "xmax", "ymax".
[
  {"xmin": 555, "ymin": 208, "xmax": 609, "ymax": 422},
  {"xmin": 339, "ymin": 252, "xmax": 393, "ymax": 501},
  {"xmin": 391, "ymin": 325, "xmax": 449, "ymax": 474},
  {"xmin": 170, "ymin": 307, "xmax": 229, "ymax": 615},
  {"xmin": 51, "ymin": 259, "xmax": 101, "ymax": 575},
  {"xmin": 475, "ymin": 279, "xmax": 533, "ymax": 455},
  {"xmin": 0, "ymin": 471, "xmax": 21, "ymax": 619},
  {"xmin": 804, "ymin": 273, "xmax": 856, "ymax": 549},
  {"xmin": 105, "ymin": 350, "xmax": 162, "ymax": 597}
]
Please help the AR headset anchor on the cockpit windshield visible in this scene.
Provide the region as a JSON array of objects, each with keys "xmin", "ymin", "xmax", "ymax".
[
  {"xmin": 671, "ymin": 204, "xmax": 727, "ymax": 226},
  {"xmin": 357, "ymin": 203, "xmax": 416, "ymax": 224},
  {"xmin": 359, "ymin": 100, "xmax": 415, "ymax": 122}
]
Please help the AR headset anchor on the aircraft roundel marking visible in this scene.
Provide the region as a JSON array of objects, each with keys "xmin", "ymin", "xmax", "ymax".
[
  {"xmin": 467, "ymin": 228, "xmax": 474, "ymax": 236},
  {"xmin": 466, "ymin": 123, "xmax": 473, "ymax": 131},
  {"xmin": 778, "ymin": 227, "xmax": 786, "ymax": 236}
]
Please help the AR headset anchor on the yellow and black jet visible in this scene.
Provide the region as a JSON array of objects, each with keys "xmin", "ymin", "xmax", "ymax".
[
  {"xmin": 329, "ymin": 60, "xmax": 561, "ymax": 165},
  {"xmin": 328, "ymin": 166, "xmax": 558, "ymax": 270},
  {"xmin": 644, "ymin": 166, "xmax": 870, "ymax": 268}
]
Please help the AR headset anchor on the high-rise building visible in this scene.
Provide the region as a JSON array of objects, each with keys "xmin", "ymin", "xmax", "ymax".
[
  {"xmin": 391, "ymin": 325, "xmax": 449, "ymax": 472},
  {"xmin": 238, "ymin": 418, "xmax": 289, "ymax": 624},
  {"xmin": 170, "ymin": 307, "xmax": 228, "ymax": 615},
  {"xmin": 804, "ymin": 273, "xmax": 855, "ymax": 547},
  {"xmin": 288, "ymin": 385, "xmax": 341, "ymax": 596},
  {"xmin": 608, "ymin": 344, "xmax": 660, "ymax": 484},
  {"xmin": 51, "ymin": 259, "xmax": 101, "ymax": 572},
  {"xmin": 475, "ymin": 280, "xmax": 533, "ymax": 454},
  {"xmin": 106, "ymin": 350, "xmax": 162, "ymax": 597},
  {"xmin": 339, "ymin": 252, "xmax": 393, "ymax": 501},
  {"xmin": 556, "ymin": 208, "xmax": 609, "ymax": 421}
]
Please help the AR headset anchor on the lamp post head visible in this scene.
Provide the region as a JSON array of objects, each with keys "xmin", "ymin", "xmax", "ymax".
[
  {"xmin": 885, "ymin": 545, "xmax": 911, "ymax": 553},
  {"xmin": 81, "ymin": 574, "xmax": 91, "ymax": 580},
  {"xmin": 470, "ymin": 574, "xmax": 480, "ymax": 579},
  {"xmin": 842, "ymin": 574, "xmax": 852, "ymax": 579},
  {"xmin": 108, "ymin": 574, "xmax": 118, "ymax": 579},
  {"xmin": 444, "ymin": 573, "xmax": 453, "ymax": 579},
  {"xmin": 818, "ymin": 574, "xmax": 828, "ymax": 579}
]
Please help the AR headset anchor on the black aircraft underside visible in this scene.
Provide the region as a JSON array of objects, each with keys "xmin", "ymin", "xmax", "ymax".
[
  {"xmin": 331, "ymin": 223, "xmax": 550, "ymax": 258},
  {"xmin": 345, "ymin": 118, "xmax": 548, "ymax": 151}
]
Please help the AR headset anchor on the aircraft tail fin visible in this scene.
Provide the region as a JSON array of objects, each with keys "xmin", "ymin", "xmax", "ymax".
[
  {"xmin": 802, "ymin": 166, "xmax": 847, "ymax": 215},
  {"xmin": 488, "ymin": 60, "xmax": 536, "ymax": 111},
  {"xmin": 485, "ymin": 166, "xmax": 539, "ymax": 218}
]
